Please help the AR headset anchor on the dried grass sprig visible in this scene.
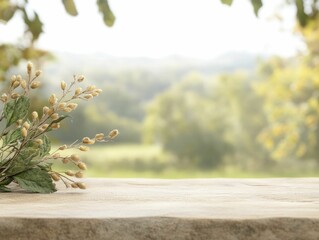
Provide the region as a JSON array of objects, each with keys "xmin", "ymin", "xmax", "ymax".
[{"xmin": 0, "ymin": 62, "xmax": 118, "ymax": 193}]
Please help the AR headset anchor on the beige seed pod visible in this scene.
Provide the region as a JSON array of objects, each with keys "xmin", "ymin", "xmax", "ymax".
[
  {"xmin": 12, "ymin": 80, "xmax": 20, "ymax": 89},
  {"xmin": 16, "ymin": 119, "xmax": 23, "ymax": 126},
  {"xmin": 51, "ymin": 113, "xmax": 59, "ymax": 120},
  {"xmin": 67, "ymin": 103, "xmax": 78, "ymax": 110},
  {"xmin": 78, "ymin": 145, "xmax": 89, "ymax": 152},
  {"xmin": 11, "ymin": 93, "xmax": 20, "ymax": 99},
  {"xmin": 35, "ymin": 70, "xmax": 42, "ymax": 77},
  {"xmin": 63, "ymin": 107, "xmax": 73, "ymax": 113},
  {"xmin": 65, "ymin": 170, "xmax": 75, "ymax": 176},
  {"xmin": 23, "ymin": 121, "xmax": 30, "ymax": 130},
  {"xmin": 75, "ymin": 87, "xmax": 82, "ymax": 96},
  {"xmin": 51, "ymin": 123, "xmax": 60, "ymax": 129},
  {"xmin": 77, "ymin": 162, "xmax": 87, "ymax": 170},
  {"xmin": 83, "ymin": 94, "xmax": 93, "ymax": 100},
  {"xmin": 71, "ymin": 183, "xmax": 78, "ymax": 188},
  {"xmin": 62, "ymin": 158, "xmax": 69, "ymax": 164},
  {"xmin": 16, "ymin": 75, "xmax": 22, "ymax": 82},
  {"xmin": 75, "ymin": 171, "xmax": 84, "ymax": 178},
  {"xmin": 82, "ymin": 137, "xmax": 91, "ymax": 144},
  {"xmin": 92, "ymin": 91, "xmax": 99, "ymax": 97},
  {"xmin": 77, "ymin": 75, "xmax": 85, "ymax": 82},
  {"xmin": 32, "ymin": 111, "xmax": 38, "ymax": 121},
  {"xmin": 34, "ymin": 139, "xmax": 43, "ymax": 145},
  {"xmin": 1, "ymin": 93, "xmax": 8, "ymax": 102},
  {"xmin": 86, "ymin": 85, "xmax": 96, "ymax": 91},
  {"xmin": 43, "ymin": 106, "xmax": 49, "ymax": 115},
  {"xmin": 70, "ymin": 154, "xmax": 80, "ymax": 162},
  {"xmin": 30, "ymin": 81, "xmax": 40, "ymax": 89},
  {"xmin": 59, "ymin": 144, "xmax": 67, "ymax": 150},
  {"xmin": 21, "ymin": 127, "xmax": 28, "ymax": 138},
  {"xmin": 95, "ymin": 133, "xmax": 104, "ymax": 141},
  {"xmin": 49, "ymin": 94, "xmax": 57, "ymax": 106},
  {"xmin": 51, "ymin": 173, "xmax": 60, "ymax": 181},
  {"xmin": 52, "ymin": 153, "xmax": 60, "ymax": 158},
  {"xmin": 95, "ymin": 89, "xmax": 103, "ymax": 94},
  {"xmin": 20, "ymin": 80, "xmax": 27, "ymax": 89},
  {"xmin": 39, "ymin": 124, "xmax": 49, "ymax": 132},
  {"xmin": 82, "ymin": 137, "xmax": 95, "ymax": 145},
  {"xmin": 58, "ymin": 102, "xmax": 67, "ymax": 110},
  {"xmin": 47, "ymin": 107, "xmax": 55, "ymax": 115},
  {"xmin": 27, "ymin": 62, "xmax": 32, "ymax": 74},
  {"xmin": 61, "ymin": 81, "xmax": 67, "ymax": 91},
  {"xmin": 108, "ymin": 129, "xmax": 119, "ymax": 139},
  {"xmin": 76, "ymin": 182, "xmax": 86, "ymax": 189},
  {"xmin": 10, "ymin": 75, "xmax": 17, "ymax": 82}
]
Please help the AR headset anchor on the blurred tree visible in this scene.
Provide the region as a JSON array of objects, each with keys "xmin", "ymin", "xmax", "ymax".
[
  {"xmin": 144, "ymin": 73, "xmax": 233, "ymax": 169},
  {"xmin": 212, "ymin": 73, "xmax": 271, "ymax": 169}
]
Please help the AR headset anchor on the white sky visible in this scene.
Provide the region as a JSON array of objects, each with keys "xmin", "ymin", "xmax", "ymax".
[{"xmin": 0, "ymin": 0, "xmax": 305, "ymax": 59}]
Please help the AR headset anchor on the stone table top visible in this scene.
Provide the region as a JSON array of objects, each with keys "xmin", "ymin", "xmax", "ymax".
[{"xmin": 1, "ymin": 178, "xmax": 319, "ymax": 240}]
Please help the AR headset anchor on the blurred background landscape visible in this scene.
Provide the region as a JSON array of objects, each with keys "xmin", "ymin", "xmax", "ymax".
[{"xmin": 1, "ymin": 0, "xmax": 319, "ymax": 177}]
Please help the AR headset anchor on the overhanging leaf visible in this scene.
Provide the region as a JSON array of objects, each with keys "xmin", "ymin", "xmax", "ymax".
[
  {"xmin": 97, "ymin": 0, "xmax": 115, "ymax": 27},
  {"xmin": 13, "ymin": 168, "xmax": 56, "ymax": 193},
  {"xmin": 4, "ymin": 96, "xmax": 30, "ymax": 127},
  {"xmin": 62, "ymin": 0, "xmax": 78, "ymax": 16},
  {"xmin": 23, "ymin": 11, "xmax": 43, "ymax": 41},
  {"xmin": 295, "ymin": 0, "xmax": 308, "ymax": 27},
  {"xmin": 250, "ymin": 0, "xmax": 262, "ymax": 16},
  {"xmin": 221, "ymin": 0, "xmax": 233, "ymax": 6}
]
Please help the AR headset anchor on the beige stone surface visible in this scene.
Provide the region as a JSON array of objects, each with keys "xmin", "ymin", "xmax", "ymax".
[{"xmin": 1, "ymin": 178, "xmax": 319, "ymax": 239}]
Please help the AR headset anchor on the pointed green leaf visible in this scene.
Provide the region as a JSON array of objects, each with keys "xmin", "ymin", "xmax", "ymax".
[
  {"xmin": 13, "ymin": 168, "xmax": 56, "ymax": 193},
  {"xmin": 3, "ymin": 128, "xmax": 22, "ymax": 145},
  {"xmin": 97, "ymin": 0, "xmax": 115, "ymax": 27},
  {"xmin": 62, "ymin": 0, "xmax": 78, "ymax": 16},
  {"xmin": 4, "ymin": 96, "xmax": 30, "ymax": 127},
  {"xmin": 23, "ymin": 11, "xmax": 43, "ymax": 41},
  {"xmin": 221, "ymin": 0, "xmax": 233, "ymax": 6},
  {"xmin": 250, "ymin": 0, "xmax": 262, "ymax": 16}
]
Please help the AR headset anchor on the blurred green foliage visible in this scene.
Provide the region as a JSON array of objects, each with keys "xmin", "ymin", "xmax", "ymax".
[{"xmin": 1, "ymin": 0, "xmax": 319, "ymax": 176}]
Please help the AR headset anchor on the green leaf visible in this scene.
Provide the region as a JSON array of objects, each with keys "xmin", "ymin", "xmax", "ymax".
[
  {"xmin": 13, "ymin": 168, "xmax": 56, "ymax": 193},
  {"xmin": 7, "ymin": 142, "xmax": 40, "ymax": 175},
  {"xmin": 0, "ymin": 177, "xmax": 13, "ymax": 186},
  {"xmin": 295, "ymin": 0, "xmax": 308, "ymax": 27},
  {"xmin": 250, "ymin": 0, "xmax": 262, "ymax": 16},
  {"xmin": 39, "ymin": 134, "xmax": 51, "ymax": 157},
  {"xmin": 37, "ymin": 162, "xmax": 53, "ymax": 172},
  {"xmin": 4, "ymin": 96, "xmax": 30, "ymax": 127},
  {"xmin": 3, "ymin": 128, "xmax": 22, "ymax": 145},
  {"xmin": 97, "ymin": 0, "xmax": 115, "ymax": 27},
  {"xmin": 221, "ymin": 0, "xmax": 233, "ymax": 6},
  {"xmin": 62, "ymin": 0, "xmax": 78, "ymax": 16},
  {"xmin": 0, "ymin": 185, "xmax": 11, "ymax": 192},
  {"xmin": 23, "ymin": 11, "xmax": 43, "ymax": 41}
]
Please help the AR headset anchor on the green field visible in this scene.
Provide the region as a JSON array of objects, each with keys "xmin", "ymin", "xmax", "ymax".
[{"xmin": 52, "ymin": 144, "xmax": 319, "ymax": 178}]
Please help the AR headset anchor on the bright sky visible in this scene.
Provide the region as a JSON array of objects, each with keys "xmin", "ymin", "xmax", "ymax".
[{"xmin": 0, "ymin": 0, "xmax": 305, "ymax": 59}]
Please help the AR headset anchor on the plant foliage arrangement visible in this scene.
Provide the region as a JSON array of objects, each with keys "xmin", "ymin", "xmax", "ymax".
[{"xmin": 0, "ymin": 62, "xmax": 118, "ymax": 193}]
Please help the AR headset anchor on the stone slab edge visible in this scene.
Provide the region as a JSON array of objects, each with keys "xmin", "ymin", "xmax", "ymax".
[{"xmin": 0, "ymin": 217, "xmax": 318, "ymax": 240}]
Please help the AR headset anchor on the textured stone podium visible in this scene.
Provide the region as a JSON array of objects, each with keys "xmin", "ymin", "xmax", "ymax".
[{"xmin": 0, "ymin": 178, "xmax": 319, "ymax": 239}]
